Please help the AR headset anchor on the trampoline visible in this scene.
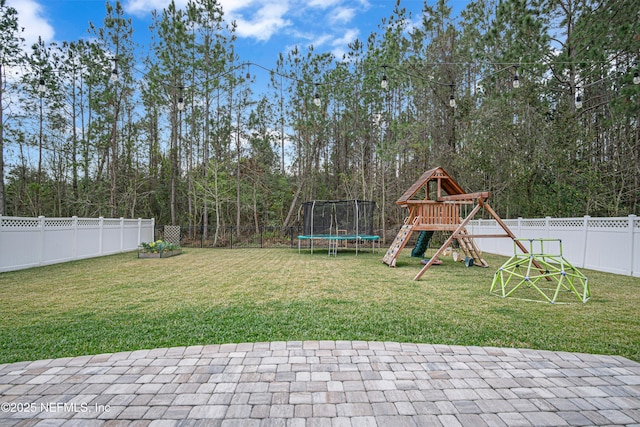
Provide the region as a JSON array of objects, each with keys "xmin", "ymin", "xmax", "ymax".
[{"xmin": 297, "ymin": 200, "xmax": 380, "ymax": 256}]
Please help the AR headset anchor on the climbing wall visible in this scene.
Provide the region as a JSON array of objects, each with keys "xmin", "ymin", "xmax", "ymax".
[{"xmin": 382, "ymin": 224, "xmax": 414, "ymax": 267}]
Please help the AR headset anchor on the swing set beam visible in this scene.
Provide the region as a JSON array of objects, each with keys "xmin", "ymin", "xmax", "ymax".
[{"xmin": 413, "ymin": 196, "xmax": 547, "ymax": 280}]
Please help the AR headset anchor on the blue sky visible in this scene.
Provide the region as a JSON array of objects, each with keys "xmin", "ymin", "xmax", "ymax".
[{"xmin": 6, "ymin": 0, "xmax": 468, "ymax": 72}]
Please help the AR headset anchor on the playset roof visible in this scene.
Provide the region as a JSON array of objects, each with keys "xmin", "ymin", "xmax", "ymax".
[{"xmin": 396, "ymin": 166, "xmax": 466, "ymax": 205}]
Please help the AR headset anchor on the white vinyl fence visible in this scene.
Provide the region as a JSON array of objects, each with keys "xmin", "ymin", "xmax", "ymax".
[
  {"xmin": 468, "ymin": 215, "xmax": 639, "ymax": 277},
  {"xmin": 0, "ymin": 216, "xmax": 155, "ymax": 273}
]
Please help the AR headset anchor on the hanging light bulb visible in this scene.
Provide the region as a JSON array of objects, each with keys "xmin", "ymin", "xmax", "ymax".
[
  {"xmin": 512, "ymin": 67, "xmax": 520, "ymax": 88},
  {"xmin": 38, "ymin": 78, "xmax": 46, "ymax": 93},
  {"xmin": 313, "ymin": 83, "xmax": 321, "ymax": 107},
  {"xmin": 449, "ymin": 85, "xmax": 456, "ymax": 108},
  {"xmin": 381, "ymin": 65, "xmax": 388, "ymax": 89},
  {"xmin": 447, "ymin": 84, "xmax": 456, "ymax": 108},
  {"xmin": 110, "ymin": 58, "xmax": 118, "ymax": 83},
  {"xmin": 634, "ymin": 69, "xmax": 640, "ymax": 85},
  {"xmin": 575, "ymin": 94, "xmax": 583, "ymax": 109},
  {"xmin": 177, "ymin": 86, "xmax": 184, "ymax": 111}
]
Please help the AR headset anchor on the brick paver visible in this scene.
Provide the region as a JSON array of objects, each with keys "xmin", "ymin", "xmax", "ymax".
[{"xmin": 1, "ymin": 341, "xmax": 639, "ymax": 426}]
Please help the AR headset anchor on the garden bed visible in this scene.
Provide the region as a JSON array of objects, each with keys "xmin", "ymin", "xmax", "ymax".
[
  {"xmin": 138, "ymin": 248, "xmax": 182, "ymax": 258},
  {"xmin": 137, "ymin": 240, "xmax": 182, "ymax": 258}
]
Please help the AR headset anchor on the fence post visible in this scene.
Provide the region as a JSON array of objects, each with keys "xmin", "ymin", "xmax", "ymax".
[
  {"xmin": 628, "ymin": 214, "xmax": 636, "ymax": 276},
  {"xmin": 545, "ymin": 216, "xmax": 551, "ymax": 238},
  {"xmin": 581, "ymin": 216, "xmax": 590, "ymax": 269},
  {"xmin": 120, "ymin": 218, "xmax": 125, "ymax": 252},
  {"xmin": 72, "ymin": 216, "xmax": 78, "ymax": 259},
  {"xmin": 99, "ymin": 217, "xmax": 104, "ymax": 255},
  {"xmin": 38, "ymin": 216, "xmax": 45, "ymax": 267}
]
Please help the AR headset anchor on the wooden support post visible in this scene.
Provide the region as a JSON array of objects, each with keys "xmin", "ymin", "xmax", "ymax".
[
  {"xmin": 414, "ymin": 202, "xmax": 483, "ymax": 280},
  {"xmin": 413, "ymin": 198, "xmax": 549, "ymax": 281},
  {"xmin": 482, "ymin": 202, "xmax": 550, "ymax": 279}
]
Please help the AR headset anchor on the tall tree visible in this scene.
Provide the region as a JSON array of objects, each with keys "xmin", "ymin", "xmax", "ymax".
[
  {"xmin": 188, "ymin": 0, "xmax": 230, "ymax": 239},
  {"xmin": 87, "ymin": 1, "xmax": 137, "ymax": 217},
  {"xmin": 0, "ymin": 0, "xmax": 24, "ymax": 215},
  {"xmin": 22, "ymin": 37, "xmax": 60, "ymax": 215},
  {"xmin": 152, "ymin": 0, "xmax": 193, "ymax": 225}
]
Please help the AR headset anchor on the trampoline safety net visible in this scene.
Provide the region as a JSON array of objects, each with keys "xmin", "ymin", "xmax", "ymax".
[{"xmin": 301, "ymin": 200, "xmax": 376, "ymax": 236}]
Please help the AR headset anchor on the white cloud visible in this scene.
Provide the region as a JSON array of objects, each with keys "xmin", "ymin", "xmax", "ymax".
[
  {"xmin": 306, "ymin": 0, "xmax": 343, "ymax": 9},
  {"xmin": 124, "ymin": 0, "xmax": 292, "ymax": 42},
  {"xmin": 120, "ymin": 0, "xmax": 367, "ymax": 49},
  {"xmin": 330, "ymin": 28, "xmax": 359, "ymax": 59},
  {"xmin": 5, "ymin": 0, "xmax": 54, "ymax": 47},
  {"xmin": 312, "ymin": 34, "xmax": 333, "ymax": 49},
  {"xmin": 231, "ymin": 2, "xmax": 292, "ymax": 42},
  {"xmin": 332, "ymin": 7, "xmax": 356, "ymax": 24},
  {"xmin": 125, "ymin": 0, "xmax": 188, "ymax": 16},
  {"xmin": 219, "ymin": 0, "xmax": 263, "ymax": 14},
  {"xmin": 124, "ymin": 0, "xmax": 267, "ymax": 16},
  {"xmin": 332, "ymin": 28, "xmax": 359, "ymax": 48}
]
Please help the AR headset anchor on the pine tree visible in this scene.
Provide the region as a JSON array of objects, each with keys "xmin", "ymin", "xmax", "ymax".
[
  {"xmin": 152, "ymin": 0, "xmax": 193, "ymax": 225},
  {"xmin": 89, "ymin": 1, "xmax": 136, "ymax": 217},
  {"xmin": 0, "ymin": 0, "xmax": 24, "ymax": 215}
]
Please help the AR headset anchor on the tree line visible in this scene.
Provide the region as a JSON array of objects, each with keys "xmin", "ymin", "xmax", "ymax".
[{"xmin": 1, "ymin": 0, "xmax": 638, "ymax": 243}]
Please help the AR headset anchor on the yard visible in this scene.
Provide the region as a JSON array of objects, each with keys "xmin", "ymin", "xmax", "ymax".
[{"xmin": 1, "ymin": 248, "xmax": 638, "ymax": 364}]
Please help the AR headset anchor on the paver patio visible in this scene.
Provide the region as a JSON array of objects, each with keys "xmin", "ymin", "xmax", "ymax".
[{"xmin": 1, "ymin": 341, "xmax": 639, "ymax": 426}]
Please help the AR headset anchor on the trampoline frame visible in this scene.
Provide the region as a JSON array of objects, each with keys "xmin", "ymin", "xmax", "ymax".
[{"xmin": 297, "ymin": 200, "xmax": 379, "ymax": 256}]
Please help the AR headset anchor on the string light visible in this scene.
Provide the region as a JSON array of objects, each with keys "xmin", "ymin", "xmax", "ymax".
[
  {"xmin": 110, "ymin": 58, "xmax": 118, "ymax": 83},
  {"xmin": 107, "ymin": 60, "xmax": 640, "ymax": 110},
  {"xmin": 381, "ymin": 65, "xmax": 388, "ymax": 89},
  {"xmin": 313, "ymin": 83, "xmax": 321, "ymax": 107},
  {"xmin": 449, "ymin": 85, "xmax": 456, "ymax": 108},
  {"xmin": 34, "ymin": 57, "xmax": 638, "ymax": 113},
  {"xmin": 575, "ymin": 91, "xmax": 583, "ymax": 109},
  {"xmin": 177, "ymin": 86, "xmax": 184, "ymax": 111}
]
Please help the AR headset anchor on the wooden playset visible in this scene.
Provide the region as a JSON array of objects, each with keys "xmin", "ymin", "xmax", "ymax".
[{"xmin": 382, "ymin": 167, "xmax": 540, "ymax": 281}]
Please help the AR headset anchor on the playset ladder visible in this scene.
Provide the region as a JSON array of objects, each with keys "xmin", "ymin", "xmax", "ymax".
[
  {"xmin": 457, "ymin": 228, "xmax": 488, "ymax": 267},
  {"xmin": 382, "ymin": 223, "xmax": 414, "ymax": 267}
]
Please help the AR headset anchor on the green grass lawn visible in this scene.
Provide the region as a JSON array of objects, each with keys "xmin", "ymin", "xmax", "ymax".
[{"xmin": 1, "ymin": 247, "xmax": 639, "ymax": 364}]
